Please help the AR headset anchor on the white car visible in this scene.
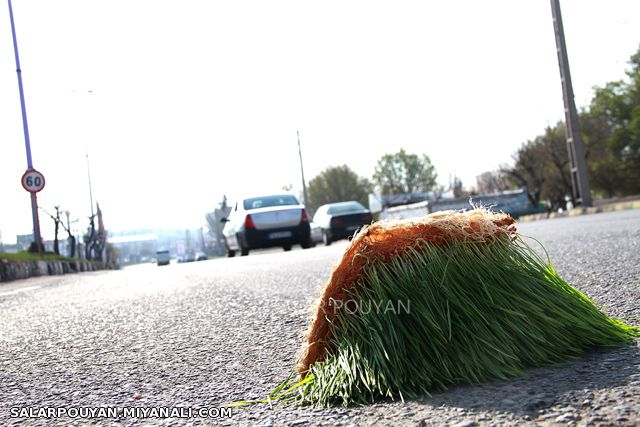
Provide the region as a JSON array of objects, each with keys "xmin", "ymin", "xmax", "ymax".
[{"xmin": 221, "ymin": 194, "xmax": 312, "ymax": 257}]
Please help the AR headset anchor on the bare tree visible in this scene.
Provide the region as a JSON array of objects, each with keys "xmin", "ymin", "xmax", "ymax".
[
  {"xmin": 475, "ymin": 169, "xmax": 515, "ymax": 194},
  {"xmin": 84, "ymin": 214, "xmax": 96, "ymax": 260},
  {"xmin": 205, "ymin": 195, "xmax": 231, "ymax": 257},
  {"xmin": 41, "ymin": 206, "xmax": 64, "ymax": 255},
  {"xmin": 60, "ymin": 210, "xmax": 78, "ymax": 258},
  {"xmin": 86, "ymin": 203, "xmax": 107, "ymax": 261}
]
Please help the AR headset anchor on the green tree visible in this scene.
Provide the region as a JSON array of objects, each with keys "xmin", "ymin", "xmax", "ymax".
[
  {"xmin": 373, "ymin": 148, "xmax": 438, "ymax": 195},
  {"xmin": 580, "ymin": 110, "xmax": 627, "ymax": 198},
  {"xmin": 505, "ymin": 46, "xmax": 640, "ymax": 207},
  {"xmin": 586, "ymin": 47, "xmax": 640, "ymax": 195},
  {"xmin": 307, "ymin": 165, "xmax": 372, "ymax": 215}
]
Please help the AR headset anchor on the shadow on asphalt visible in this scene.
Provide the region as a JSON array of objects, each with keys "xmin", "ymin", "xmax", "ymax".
[{"xmin": 407, "ymin": 344, "xmax": 640, "ymax": 416}]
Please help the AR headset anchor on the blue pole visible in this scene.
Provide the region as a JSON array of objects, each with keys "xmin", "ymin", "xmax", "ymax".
[
  {"xmin": 8, "ymin": 0, "xmax": 42, "ymax": 250},
  {"xmin": 8, "ymin": 0, "xmax": 33, "ymax": 168}
]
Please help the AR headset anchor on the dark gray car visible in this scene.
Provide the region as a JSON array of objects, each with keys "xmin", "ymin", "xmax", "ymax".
[{"xmin": 312, "ymin": 201, "xmax": 372, "ymax": 246}]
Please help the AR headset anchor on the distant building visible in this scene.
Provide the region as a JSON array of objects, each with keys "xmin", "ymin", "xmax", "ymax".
[
  {"xmin": 109, "ymin": 233, "xmax": 159, "ymax": 265},
  {"xmin": 108, "ymin": 228, "xmax": 208, "ymax": 265},
  {"xmin": 16, "ymin": 234, "xmax": 32, "ymax": 251},
  {"xmin": 429, "ymin": 189, "xmax": 532, "ymax": 216},
  {"xmin": 380, "ymin": 189, "xmax": 543, "ymax": 220},
  {"xmin": 0, "ymin": 243, "xmax": 20, "ymax": 253},
  {"xmin": 379, "ymin": 192, "xmax": 431, "ymax": 209}
]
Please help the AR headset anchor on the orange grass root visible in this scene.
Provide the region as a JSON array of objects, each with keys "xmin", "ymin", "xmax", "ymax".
[{"xmin": 297, "ymin": 208, "xmax": 517, "ymax": 375}]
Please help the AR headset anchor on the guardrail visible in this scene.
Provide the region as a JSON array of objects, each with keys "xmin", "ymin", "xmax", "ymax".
[{"xmin": 0, "ymin": 259, "xmax": 112, "ymax": 283}]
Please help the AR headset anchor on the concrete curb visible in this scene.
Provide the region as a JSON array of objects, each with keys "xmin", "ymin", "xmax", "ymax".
[
  {"xmin": 518, "ymin": 200, "xmax": 640, "ymax": 223},
  {"xmin": 0, "ymin": 259, "xmax": 111, "ymax": 283}
]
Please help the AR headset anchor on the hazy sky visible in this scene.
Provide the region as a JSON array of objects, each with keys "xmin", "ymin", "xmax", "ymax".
[{"xmin": 1, "ymin": 1, "xmax": 639, "ymax": 243}]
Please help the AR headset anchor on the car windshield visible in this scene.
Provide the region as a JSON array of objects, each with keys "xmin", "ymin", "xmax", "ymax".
[
  {"xmin": 243, "ymin": 195, "xmax": 299, "ymax": 210},
  {"xmin": 327, "ymin": 202, "xmax": 366, "ymax": 215}
]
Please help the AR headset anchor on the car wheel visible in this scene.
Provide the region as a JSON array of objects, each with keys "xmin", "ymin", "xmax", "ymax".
[
  {"xmin": 322, "ymin": 230, "xmax": 332, "ymax": 246},
  {"xmin": 300, "ymin": 238, "xmax": 312, "ymax": 249},
  {"xmin": 237, "ymin": 233, "xmax": 250, "ymax": 256},
  {"xmin": 283, "ymin": 244, "xmax": 292, "ymax": 251},
  {"xmin": 227, "ymin": 250, "xmax": 236, "ymax": 258}
]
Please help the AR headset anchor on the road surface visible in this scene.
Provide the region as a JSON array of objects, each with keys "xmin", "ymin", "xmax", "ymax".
[{"xmin": 1, "ymin": 210, "xmax": 639, "ymax": 426}]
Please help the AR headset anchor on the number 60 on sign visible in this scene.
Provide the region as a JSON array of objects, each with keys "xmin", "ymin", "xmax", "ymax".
[{"xmin": 21, "ymin": 168, "xmax": 46, "ymax": 193}]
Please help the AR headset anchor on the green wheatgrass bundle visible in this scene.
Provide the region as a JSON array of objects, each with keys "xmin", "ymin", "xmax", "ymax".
[{"xmin": 266, "ymin": 209, "xmax": 638, "ymax": 407}]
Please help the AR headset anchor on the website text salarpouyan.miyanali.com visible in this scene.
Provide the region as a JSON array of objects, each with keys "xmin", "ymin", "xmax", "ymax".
[{"xmin": 10, "ymin": 406, "xmax": 233, "ymax": 420}]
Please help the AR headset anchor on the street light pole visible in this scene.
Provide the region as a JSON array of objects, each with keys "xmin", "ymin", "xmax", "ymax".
[
  {"xmin": 8, "ymin": 0, "xmax": 43, "ymax": 252},
  {"xmin": 297, "ymin": 130, "xmax": 309, "ymax": 206},
  {"xmin": 86, "ymin": 151, "xmax": 95, "ymax": 219},
  {"xmin": 550, "ymin": 0, "xmax": 592, "ymax": 207},
  {"xmin": 85, "ymin": 151, "xmax": 96, "ymax": 260}
]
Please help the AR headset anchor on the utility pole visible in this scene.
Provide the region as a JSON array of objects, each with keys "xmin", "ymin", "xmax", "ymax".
[
  {"xmin": 86, "ymin": 151, "xmax": 95, "ymax": 219},
  {"xmin": 297, "ymin": 130, "xmax": 309, "ymax": 206},
  {"xmin": 550, "ymin": 0, "xmax": 592, "ymax": 207},
  {"xmin": 85, "ymin": 151, "xmax": 96, "ymax": 260},
  {"xmin": 8, "ymin": 0, "xmax": 44, "ymax": 251}
]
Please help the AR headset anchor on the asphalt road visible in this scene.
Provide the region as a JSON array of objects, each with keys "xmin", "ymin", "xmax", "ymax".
[{"xmin": 1, "ymin": 210, "xmax": 639, "ymax": 426}]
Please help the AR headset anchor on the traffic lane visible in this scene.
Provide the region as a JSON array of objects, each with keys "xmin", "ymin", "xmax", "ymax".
[
  {"xmin": 0, "ymin": 272, "xmax": 90, "ymax": 297},
  {"xmin": 517, "ymin": 209, "xmax": 640, "ymax": 321},
  {"xmin": 0, "ymin": 243, "xmax": 344, "ymax": 426},
  {"xmin": 231, "ymin": 210, "xmax": 639, "ymax": 425},
  {"xmin": 1, "ymin": 211, "xmax": 639, "ymax": 426}
]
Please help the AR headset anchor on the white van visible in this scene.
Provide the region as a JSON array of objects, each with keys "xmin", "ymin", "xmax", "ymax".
[{"xmin": 156, "ymin": 250, "xmax": 170, "ymax": 266}]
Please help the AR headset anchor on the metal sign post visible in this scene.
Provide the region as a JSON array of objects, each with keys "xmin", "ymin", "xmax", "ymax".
[
  {"xmin": 20, "ymin": 169, "xmax": 46, "ymax": 254},
  {"xmin": 8, "ymin": 0, "xmax": 45, "ymax": 251}
]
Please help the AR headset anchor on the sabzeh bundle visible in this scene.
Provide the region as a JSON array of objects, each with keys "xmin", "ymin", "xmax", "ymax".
[{"xmin": 262, "ymin": 209, "xmax": 638, "ymax": 407}]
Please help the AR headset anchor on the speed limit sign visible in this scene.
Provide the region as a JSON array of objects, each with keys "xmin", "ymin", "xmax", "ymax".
[{"xmin": 21, "ymin": 168, "xmax": 46, "ymax": 193}]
